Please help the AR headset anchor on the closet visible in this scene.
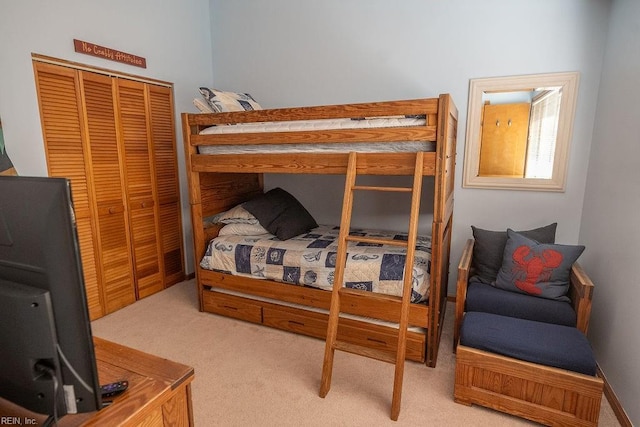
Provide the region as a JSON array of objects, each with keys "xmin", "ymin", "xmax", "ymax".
[{"xmin": 33, "ymin": 58, "xmax": 184, "ymax": 320}]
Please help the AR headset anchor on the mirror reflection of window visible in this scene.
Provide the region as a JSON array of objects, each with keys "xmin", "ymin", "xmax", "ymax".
[{"xmin": 525, "ymin": 89, "xmax": 562, "ymax": 179}]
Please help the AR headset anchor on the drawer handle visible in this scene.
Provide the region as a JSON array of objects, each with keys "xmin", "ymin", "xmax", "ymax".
[
  {"xmin": 367, "ymin": 337, "xmax": 388, "ymax": 345},
  {"xmin": 108, "ymin": 207, "xmax": 116, "ymax": 214},
  {"xmin": 288, "ymin": 320, "xmax": 305, "ymax": 327},
  {"xmin": 222, "ymin": 305, "xmax": 238, "ymax": 311}
]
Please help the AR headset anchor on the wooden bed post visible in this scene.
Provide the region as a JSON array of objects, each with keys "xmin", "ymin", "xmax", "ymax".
[
  {"xmin": 181, "ymin": 113, "xmax": 264, "ymax": 311},
  {"xmin": 182, "ymin": 113, "xmax": 205, "ymax": 311},
  {"xmin": 424, "ymin": 94, "xmax": 458, "ymax": 367}
]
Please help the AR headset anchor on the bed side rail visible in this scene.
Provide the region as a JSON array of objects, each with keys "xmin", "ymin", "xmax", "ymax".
[
  {"xmin": 187, "ymin": 98, "xmax": 439, "ymax": 126},
  {"xmin": 183, "ymin": 98, "xmax": 442, "ymax": 147}
]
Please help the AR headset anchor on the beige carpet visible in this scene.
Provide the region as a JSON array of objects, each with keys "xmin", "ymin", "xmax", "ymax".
[{"xmin": 92, "ymin": 280, "xmax": 619, "ymax": 426}]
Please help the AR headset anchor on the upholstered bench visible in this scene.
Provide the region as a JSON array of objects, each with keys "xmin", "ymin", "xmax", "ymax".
[
  {"xmin": 455, "ymin": 311, "xmax": 604, "ymax": 426},
  {"xmin": 460, "ymin": 312, "xmax": 597, "ymax": 375}
]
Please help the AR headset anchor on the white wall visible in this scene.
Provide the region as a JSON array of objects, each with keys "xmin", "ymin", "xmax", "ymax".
[
  {"xmin": 580, "ymin": 0, "xmax": 640, "ymax": 423},
  {"xmin": 209, "ymin": 0, "xmax": 611, "ymax": 293},
  {"xmin": 0, "ymin": 0, "xmax": 214, "ymax": 272}
]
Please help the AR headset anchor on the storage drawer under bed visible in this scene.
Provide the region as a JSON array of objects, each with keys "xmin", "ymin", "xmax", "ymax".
[
  {"xmin": 262, "ymin": 305, "xmax": 426, "ymax": 362},
  {"xmin": 202, "ymin": 290, "xmax": 262, "ymax": 323},
  {"xmin": 203, "ymin": 290, "xmax": 426, "ymax": 363}
]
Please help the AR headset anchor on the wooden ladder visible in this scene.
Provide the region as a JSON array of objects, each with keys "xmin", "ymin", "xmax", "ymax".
[{"xmin": 319, "ymin": 151, "xmax": 424, "ymax": 421}]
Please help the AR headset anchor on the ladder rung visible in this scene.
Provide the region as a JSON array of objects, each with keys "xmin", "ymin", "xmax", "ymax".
[
  {"xmin": 352, "ymin": 185, "xmax": 412, "ymax": 193},
  {"xmin": 334, "ymin": 340, "xmax": 397, "ymax": 364},
  {"xmin": 345, "ymin": 235, "xmax": 408, "ymax": 247}
]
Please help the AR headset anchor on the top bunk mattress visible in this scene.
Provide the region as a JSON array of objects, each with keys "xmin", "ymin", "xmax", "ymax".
[{"xmin": 197, "ymin": 116, "xmax": 436, "ymax": 154}]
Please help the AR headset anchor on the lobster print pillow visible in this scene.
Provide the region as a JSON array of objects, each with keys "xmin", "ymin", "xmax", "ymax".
[
  {"xmin": 494, "ymin": 229, "xmax": 584, "ymax": 301},
  {"xmin": 471, "ymin": 223, "xmax": 557, "ymax": 284}
]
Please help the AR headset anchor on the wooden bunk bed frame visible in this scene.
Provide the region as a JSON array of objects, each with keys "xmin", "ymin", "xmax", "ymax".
[{"xmin": 181, "ymin": 94, "xmax": 458, "ymax": 367}]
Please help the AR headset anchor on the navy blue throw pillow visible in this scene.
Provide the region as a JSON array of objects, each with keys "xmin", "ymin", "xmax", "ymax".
[{"xmin": 242, "ymin": 188, "xmax": 318, "ymax": 240}]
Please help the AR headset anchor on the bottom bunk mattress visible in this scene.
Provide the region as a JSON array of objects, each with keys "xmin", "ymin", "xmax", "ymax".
[{"xmin": 200, "ymin": 225, "xmax": 432, "ymax": 302}]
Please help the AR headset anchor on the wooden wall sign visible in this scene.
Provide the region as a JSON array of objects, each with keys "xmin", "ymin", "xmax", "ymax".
[{"xmin": 73, "ymin": 39, "xmax": 146, "ymax": 68}]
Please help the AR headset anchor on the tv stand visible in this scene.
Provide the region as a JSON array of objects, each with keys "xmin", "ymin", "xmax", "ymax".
[{"xmin": 0, "ymin": 338, "xmax": 194, "ymax": 426}]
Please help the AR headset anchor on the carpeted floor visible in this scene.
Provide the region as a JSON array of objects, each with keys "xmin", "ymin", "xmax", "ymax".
[{"xmin": 91, "ymin": 280, "xmax": 620, "ymax": 426}]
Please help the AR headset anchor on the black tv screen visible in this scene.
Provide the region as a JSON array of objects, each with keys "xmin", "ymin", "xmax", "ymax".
[{"xmin": 0, "ymin": 176, "xmax": 101, "ymax": 419}]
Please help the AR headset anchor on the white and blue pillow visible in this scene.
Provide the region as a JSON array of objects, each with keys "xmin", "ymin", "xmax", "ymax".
[{"xmin": 199, "ymin": 87, "xmax": 262, "ymax": 113}]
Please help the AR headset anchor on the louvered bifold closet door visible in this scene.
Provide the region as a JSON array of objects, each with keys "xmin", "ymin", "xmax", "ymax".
[
  {"xmin": 147, "ymin": 85, "xmax": 184, "ymax": 286},
  {"xmin": 33, "ymin": 62, "xmax": 105, "ymax": 320},
  {"xmin": 115, "ymin": 79, "xmax": 164, "ymax": 299},
  {"xmin": 79, "ymin": 71, "xmax": 136, "ymax": 313}
]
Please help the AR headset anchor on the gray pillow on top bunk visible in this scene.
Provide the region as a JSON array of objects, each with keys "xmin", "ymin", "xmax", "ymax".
[
  {"xmin": 242, "ymin": 187, "xmax": 318, "ymax": 240},
  {"xmin": 471, "ymin": 223, "xmax": 557, "ymax": 284},
  {"xmin": 199, "ymin": 87, "xmax": 262, "ymax": 113}
]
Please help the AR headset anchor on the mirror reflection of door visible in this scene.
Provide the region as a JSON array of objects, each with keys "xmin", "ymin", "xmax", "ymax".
[{"xmin": 479, "ymin": 102, "xmax": 530, "ymax": 177}]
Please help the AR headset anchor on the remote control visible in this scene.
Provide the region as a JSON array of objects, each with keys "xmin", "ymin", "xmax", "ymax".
[{"xmin": 100, "ymin": 380, "xmax": 129, "ymax": 399}]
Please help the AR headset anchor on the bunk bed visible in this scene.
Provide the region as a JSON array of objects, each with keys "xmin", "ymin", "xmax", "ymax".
[{"xmin": 181, "ymin": 94, "xmax": 457, "ymax": 367}]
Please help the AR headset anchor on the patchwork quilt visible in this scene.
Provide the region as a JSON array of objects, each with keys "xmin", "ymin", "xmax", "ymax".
[{"xmin": 200, "ymin": 225, "xmax": 432, "ymax": 302}]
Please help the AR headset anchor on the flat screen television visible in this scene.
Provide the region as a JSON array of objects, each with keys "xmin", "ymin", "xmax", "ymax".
[{"xmin": 0, "ymin": 176, "xmax": 102, "ymax": 422}]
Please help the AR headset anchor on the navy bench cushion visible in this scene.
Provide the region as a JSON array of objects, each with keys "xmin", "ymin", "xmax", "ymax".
[
  {"xmin": 466, "ymin": 278, "xmax": 577, "ymax": 327},
  {"xmin": 460, "ymin": 312, "xmax": 597, "ymax": 376}
]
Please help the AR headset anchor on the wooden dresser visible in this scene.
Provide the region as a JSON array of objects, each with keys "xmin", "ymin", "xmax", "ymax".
[{"xmin": 0, "ymin": 338, "xmax": 195, "ymax": 426}]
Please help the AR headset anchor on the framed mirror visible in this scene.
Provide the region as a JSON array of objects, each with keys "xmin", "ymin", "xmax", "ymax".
[{"xmin": 462, "ymin": 72, "xmax": 579, "ymax": 191}]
